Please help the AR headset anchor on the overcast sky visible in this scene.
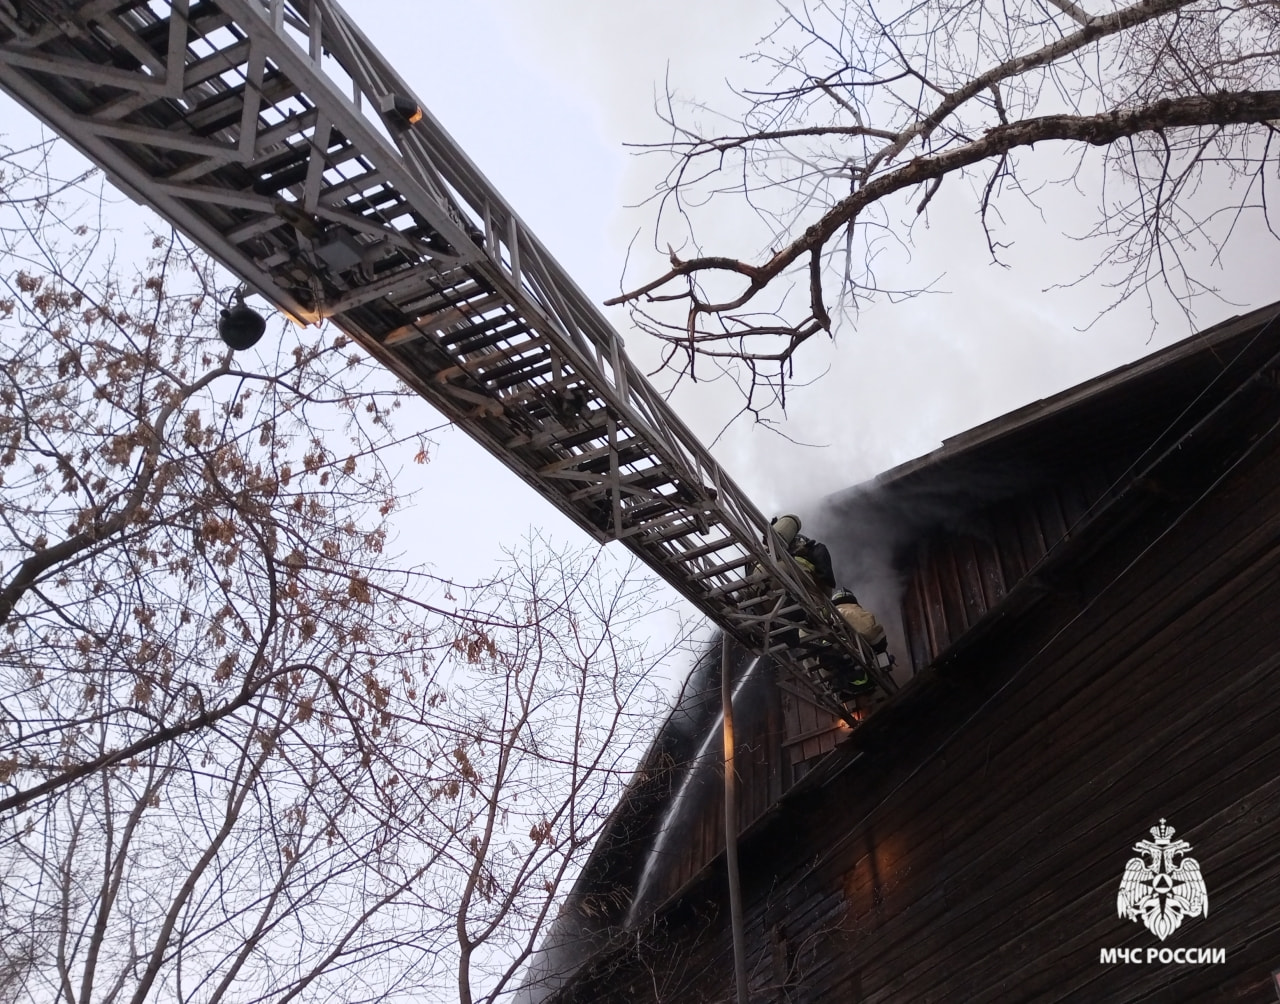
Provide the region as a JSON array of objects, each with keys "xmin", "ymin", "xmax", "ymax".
[
  {"xmin": 359, "ymin": 0, "xmax": 1275, "ymax": 574},
  {"xmin": 3, "ymin": 0, "xmax": 1275, "ymax": 621}
]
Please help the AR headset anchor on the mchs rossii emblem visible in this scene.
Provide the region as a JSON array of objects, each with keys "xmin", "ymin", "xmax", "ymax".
[{"xmin": 1116, "ymin": 819, "xmax": 1208, "ymax": 941}]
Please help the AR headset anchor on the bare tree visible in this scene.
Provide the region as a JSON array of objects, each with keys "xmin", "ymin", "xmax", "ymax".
[
  {"xmin": 431, "ymin": 538, "xmax": 687, "ymax": 1004},
  {"xmin": 0, "ymin": 142, "xmax": 685, "ymax": 1002},
  {"xmin": 609, "ymin": 0, "xmax": 1280, "ymax": 414}
]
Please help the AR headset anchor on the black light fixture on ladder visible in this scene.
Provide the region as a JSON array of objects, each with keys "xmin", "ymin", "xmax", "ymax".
[{"xmin": 218, "ymin": 288, "xmax": 267, "ymax": 351}]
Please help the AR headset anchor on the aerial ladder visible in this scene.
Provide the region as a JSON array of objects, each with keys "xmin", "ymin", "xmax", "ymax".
[{"xmin": 0, "ymin": 0, "xmax": 896, "ymax": 722}]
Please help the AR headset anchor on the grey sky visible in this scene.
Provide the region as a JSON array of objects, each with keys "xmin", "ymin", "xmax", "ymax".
[{"xmin": 362, "ymin": 1, "xmax": 1277, "ymax": 512}]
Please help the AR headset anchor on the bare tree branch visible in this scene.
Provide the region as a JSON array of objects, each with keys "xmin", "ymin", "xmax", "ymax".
[{"xmin": 612, "ymin": 0, "xmax": 1280, "ymax": 417}]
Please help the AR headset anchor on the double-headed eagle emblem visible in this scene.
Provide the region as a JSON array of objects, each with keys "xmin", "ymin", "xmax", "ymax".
[{"xmin": 1117, "ymin": 819, "xmax": 1208, "ymax": 941}]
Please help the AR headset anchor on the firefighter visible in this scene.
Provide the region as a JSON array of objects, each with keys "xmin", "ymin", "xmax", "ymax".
[
  {"xmin": 765, "ymin": 516, "xmax": 884, "ymax": 696},
  {"xmin": 765, "ymin": 514, "xmax": 840, "ymax": 671},
  {"xmin": 768, "ymin": 514, "xmax": 835, "ymax": 594},
  {"xmin": 831, "ymin": 588, "xmax": 887, "ymax": 654},
  {"xmin": 827, "ymin": 587, "xmax": 896, "ymax": 695}
]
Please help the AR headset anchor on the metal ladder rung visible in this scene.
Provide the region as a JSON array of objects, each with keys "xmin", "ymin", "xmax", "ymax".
[
  {"xmin": 429, "ymin": 324, "xmax": 527, "ymax": 362},
  {"xmin": 513, "ymin": 422, "xmax": 597, "ymax": 452},
  {"xmin": 135, "ymin": 4, "xmax": 230, "ymax": 47},
  {"xmin": 566, "ymin": 470, "xmax": 671, "ymax": 500},
  {"xmin": 396, "ymin": 279, "xmax": 488, "ymax": 316},
  {"xmin": 707, "ymin": 572, "xmax": 771, "ymax": 600},
  {"xmin": 691, "ymin": 554, "xmax": 755, "ymax": 580},
  {"xmin": 622, "ymin": 499, "xmax": 706, "ymax": 532},
  {"xmin": 575, "ymin": 446, "xmax": 650, "ymax": 475},
  {"xmin": 645, "ymin": 516, "xmax": 712, "ymax": 543},
  {"xmin": 444, "ymin": 315, "xmax": 526, "ymax": 352},
  {"xmin": 566, "ymin": 474, "xmax": 672, "ymax": 504},
  {"xmin": 618, "ymin": 469, "xmax": 678, "ymax": 492},
  {"xmin": 677, "ymin": 536, "xmax": 736, "ymax": 561},
  {"xmin": 190, "ymin": 74, "xmax": 298, "ymax": 136},
  {"xmin": 552, "ymin": 414, "xmax": 616, "ymax": 450},
  {"xmin": 540, "ymin": 435, "xmax": 642, "ymax": 473},
  {"xmin": 414, "ymin": 294, "xmax": 507, "ymax": 337},
  {"xmin": 490, "ymin": 361, "xmax": 552, "ymax": 391},
  {"xmin": 435, "ymin": 336, "xmax": 545, "ymax": 380},
  {"xmin": 481, "ymin": 350, "xmax": 550, "ymax": 385}
]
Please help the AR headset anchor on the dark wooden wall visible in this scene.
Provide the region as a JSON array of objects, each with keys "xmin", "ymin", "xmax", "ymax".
[
  {"xmin": 632, "ymin": 652, "xmax": 789, "ymax": 912},
  {"xmin": 548, "ymin": 367, "xmax": 1280, "ymax": 1003},
  {"xmin": 624, "ymin": 652, "xmax": 849, "ymax": 920},
  {"xmin": 900, "ymin": 462, "xmax": 1122, "ymax": 671}
]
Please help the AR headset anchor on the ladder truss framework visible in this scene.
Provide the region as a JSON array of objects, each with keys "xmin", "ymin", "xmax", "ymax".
[{"xmin": 0, "ymin": 0, "xmax": 894, "ymax": 717}]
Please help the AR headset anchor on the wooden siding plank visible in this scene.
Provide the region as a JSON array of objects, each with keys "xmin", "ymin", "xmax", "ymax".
[
  {"xmin": 920, "ymin": 540, "xmax": 948, "ymax": 659},
  {"xmin": 902, "ymin": 577, "xmax": 932, "ymax": 674},
  {"xmin": 955, "ymin": 535, "xmax": 989, "ymax": 627},
  {"xmin": 936, "ymin": 541, "xmax": 969, "ymax": 646}
]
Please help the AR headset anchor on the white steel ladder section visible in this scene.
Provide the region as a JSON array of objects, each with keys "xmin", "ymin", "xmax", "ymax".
[{"xmin": 0, "ymin": 0, "xmax": 895, "ymax": 720}]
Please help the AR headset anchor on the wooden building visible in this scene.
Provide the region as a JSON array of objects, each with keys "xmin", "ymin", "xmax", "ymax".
[{"xmin": 519, "ymin": 302, "xmax": 1280, "ymax": 1003}]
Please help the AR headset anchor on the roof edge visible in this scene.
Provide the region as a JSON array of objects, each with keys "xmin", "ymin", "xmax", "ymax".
[{"xmin": 866, "ymin": 302, "xmax": 1280, "ymax": 491}]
